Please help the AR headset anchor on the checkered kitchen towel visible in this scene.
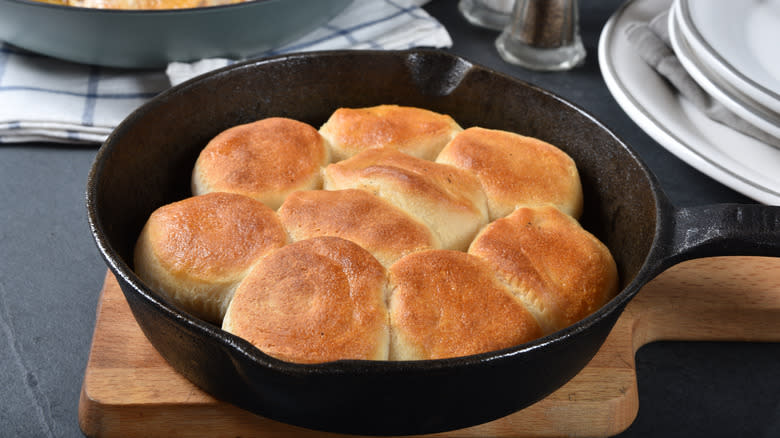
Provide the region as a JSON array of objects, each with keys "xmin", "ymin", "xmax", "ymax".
[{"xmin": 0, "ymin": 0, "xmax": 451, "ymax": 144}]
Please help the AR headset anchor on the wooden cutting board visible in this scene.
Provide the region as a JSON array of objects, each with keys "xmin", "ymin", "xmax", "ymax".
[{"xmin": 78, "ymin": 256, "xmax": 780, "ymax": 437}]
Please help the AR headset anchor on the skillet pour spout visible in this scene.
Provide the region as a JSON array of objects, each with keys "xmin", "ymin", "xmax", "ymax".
[{"xmin": 86, "ymin": 49, "xmax": 780, "ymax": 435}]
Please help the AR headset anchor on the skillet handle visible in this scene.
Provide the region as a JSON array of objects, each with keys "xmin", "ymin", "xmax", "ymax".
[{"xmin": 655, "ymin": 204, "xmax": 780, "ymax": 272}]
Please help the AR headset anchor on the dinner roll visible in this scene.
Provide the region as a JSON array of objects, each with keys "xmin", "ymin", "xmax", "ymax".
[
  {"xmin": 278, "ymin": 189, "xmax": 439, "ymax": 268},
  {"xmin": 223, "ymin": 236, "xmax": 390, "ymax": 364},
  {"xmin": 133, "ymin": 192, "xmax": 288, "ymax": 324},
  {"xmin": 319, "ymin": 104, "xmax": 463, "ymax": 162},
  {"xmin": 192, "ymin": 117, "xmax": 330, "ymax": 210},
  {"xmin": 436, "ymin": 127, "xmax": 583, "ymax": 220},
  {"xmin": 388, "ymin": 250, "xmax": 543, "ymax": 360},
  {"xmin": 468, "ymin": 206, "xmax": 618, "ymax": 334},
  {"xmin": 323, "ymin": 148, "xmax": 489, "ymax": 251}
]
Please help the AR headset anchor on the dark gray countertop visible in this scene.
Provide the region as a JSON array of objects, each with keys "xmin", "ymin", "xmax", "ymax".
[{"xmin": 1, "ymin": 1, "xmax": 778, "ymax": 436}]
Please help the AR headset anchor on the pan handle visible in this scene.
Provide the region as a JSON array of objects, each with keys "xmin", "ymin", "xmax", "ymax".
[{"xmin": 653, "ymin": 203, "xmax": 780, "ymax": 273}]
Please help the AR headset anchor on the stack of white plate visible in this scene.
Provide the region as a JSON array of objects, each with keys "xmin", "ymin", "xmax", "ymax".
[
  {"xmin": 599, "ymin": 0, "xmax": 780, "ymax": 205},
  {"xmin": 670, "ymin": 0, "xmax": 780, "ymax": 139}
]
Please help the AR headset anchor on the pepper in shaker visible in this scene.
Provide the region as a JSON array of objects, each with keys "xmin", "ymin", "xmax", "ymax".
[{"xmin": 495, "ymin": 0, "xmax": 586, "ymax": 71}]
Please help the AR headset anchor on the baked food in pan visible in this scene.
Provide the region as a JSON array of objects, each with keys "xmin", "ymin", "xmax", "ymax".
[
  {"xmin": 469, "ymin": 205, "xmax": 619, "ymax": 334},
  {"xmin": 278, "ymin": 188, "xmax": 438, "ymax": 268},
  {"xmin": 323, "ymin": 147, "xmax": 489, "ymax": 251},
  {"xmin": 319, "ymin": 104, "xmax": 462, "ymax": 161},
  {"xmin": 134, "ymin": 105, "xmax": 618, "ymax": 363},
  {"xmin": 437, "ymin": 126, "xmax": 583, "ymax": 220},
  {"xmin": 388, "ymin": 249, "xmax": 543, "ymax": 360},
  {"xmin": 133, "ymin": 192, "xmax": 287, "ymax": 323},
  {"xmin": 192, "ymin": 117, "xmax": 329, "ymax": 210},
  {"xmin": 223, "ymin": 236, "xmax": 390, "ymax": 364}
]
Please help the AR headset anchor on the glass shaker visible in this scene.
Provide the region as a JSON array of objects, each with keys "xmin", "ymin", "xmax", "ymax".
[
  {"xmin": 458, "ymin": 0, "xmax": 515, "ymax": 31},
  {"xmin": 495, "ymin": 0, "xmax": 586, "ymax": 71}
]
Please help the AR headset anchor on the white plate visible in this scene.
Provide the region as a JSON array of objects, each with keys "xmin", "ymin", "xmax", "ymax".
[
  {"xmin": 677, "ymin": 0, "xmax": 780, "ymax": 114},
  {"xmin": 669, "ymin": 3, "xmax": 780, "ymax": 139},
  {"xmin": 598, "ymin": 0, "xmax": 780, "ymax": 205}
]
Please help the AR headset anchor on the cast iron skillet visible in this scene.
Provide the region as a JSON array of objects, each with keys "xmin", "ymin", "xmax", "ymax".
[
  {"xmin": 86, "ymin": 49, "xmax": 780, "ymax": 435},
  {"xmin": 0, "ymin": 0, "xmax": 350, "ymax": 68}
]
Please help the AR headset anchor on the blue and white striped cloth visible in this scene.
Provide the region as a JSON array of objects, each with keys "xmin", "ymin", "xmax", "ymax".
[{"xmin": 0, "ymin": 0, "xmax": 451, "ymax": 144}]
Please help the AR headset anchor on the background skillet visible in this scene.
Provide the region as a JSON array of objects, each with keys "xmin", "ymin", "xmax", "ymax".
[
  {"xmin": 0, "ymin": 0, "xmax": 351, "ymax": 68},
  {"xmin": 87, "ymin": 49, "xmax": 780, "ymax": 435}
]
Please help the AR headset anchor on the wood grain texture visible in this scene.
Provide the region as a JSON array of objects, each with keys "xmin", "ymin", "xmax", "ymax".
[{"xmin": 79, "ymin": 256, "xmax": 780, "ymax": 437}]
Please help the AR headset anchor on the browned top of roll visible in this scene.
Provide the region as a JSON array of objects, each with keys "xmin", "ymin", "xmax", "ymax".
[
  {"xmin": 278, "ymin": 189, "xmax": 438, "ymax": 268},
  {"xmin": 436, "ymin": 127, "xmax": 583, "ymax": 220},
  {"xmin": 319, "ymin": 105, "xmax": 462, "ymax": 161},
  {"xmin": 323, "ymin": 148, "xmax": 488, "ymax": 250},
  {"xmin": 388, "ymin": 250, "xmax": 542, "ymax": 360},
  {"xmin": 223, "ymin": 236, "xmax": 390, "ymax": 364},
  {"xmin": 468, "ymin": 206, "xmax": 618, "ymax": 333},
  {"xmin": 192, "ymin": 117, "xmax": 328, "ymax": 209},
  {"xmin": 323, "ymin": 147, "xmax": 487, "ymax": 221},
  {"xmin": 137, "ymin": 192, "xmax": 287, "ymax": 283}
]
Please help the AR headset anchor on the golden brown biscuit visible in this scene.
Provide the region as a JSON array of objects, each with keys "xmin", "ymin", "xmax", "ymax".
[
  {"xmin": 468, "ymin": 206, "xmax": 618, "ymax": 334},
  {"xmin": 436, "ymin": 127, "xmax": 583, "ymax": 220},
  {"xmin": 278, "ymin": 189, "xmax": 439, "ymax": 268},
  {"xmin": 133, "ymin": 192, "xmax": 288, "ymax": 324},
  {"xmin": 388, "ymin": 250, "xmax": 543, "ymax": 360},
  {"xmin": 323, "ymin": 148, "xmax": 489, "ymax": 251},
  {"xmin": 223, "ymin": 236, "xmax": 390, "ymax": 364},
  {"xmin": 192, "ymin": 117, "xmax": 330, "ymax": 210},
  {"xmin": 319, "ymin": 105, "xmax": 463, "ymax": 162}
]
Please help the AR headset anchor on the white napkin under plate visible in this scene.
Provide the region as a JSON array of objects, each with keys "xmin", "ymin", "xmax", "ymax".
[
  {"xmin": 0, "ymin": 0, "xmax": 451, "ymax": 144},
  {"xmin": 625, "ymin": 11, "xmax": 780, "ymax": 148}
]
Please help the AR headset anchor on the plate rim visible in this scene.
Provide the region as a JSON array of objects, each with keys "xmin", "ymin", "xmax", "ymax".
[
  {"xmin": 597, "ymin": 0, "xmax": 780, "ymax": 205},
  {"xmin": 669, "ymin": 2, "xmax": 780, "ymax": 138},
  {"xmin": 678, "ymin": 0, "xmax": 780, "ymax": 112}
]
